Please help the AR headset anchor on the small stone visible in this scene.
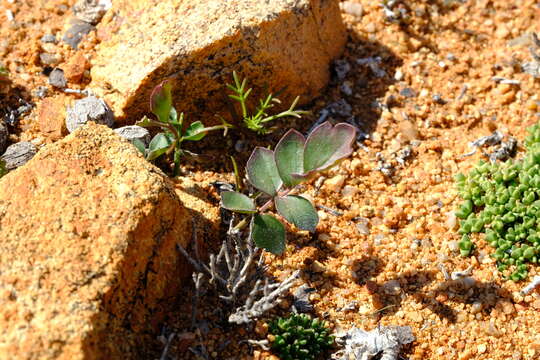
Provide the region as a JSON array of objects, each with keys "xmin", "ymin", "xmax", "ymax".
[
  {"xmin": 39, "ymin": 53, "xmax": 60, "ymax": 66},
  {"xmin": 73, "ymin": 0, "xmax": 110, "ymax": 25},
  {"xmin": 48, "ymin": 68, "xmax": 66, "ymax": 88},
  {"xmin": 254, "ymin": 321, "xmax": 268, "ymax": 337},
  {"xmin": 64, "ymin": 52, "xmax": 89, "ymax": 83},
  {"xmin": 502, "ymin": 301, "xmax": 515, "ymax": 314},
  {"xmin": 0, "ymin": 121, "xmax": 7, "ymax": 154},
  {"xmin": 471, "ymin": 301, "xmax": 482, "ymax": 314},
  {"xmin": 334, "ymin": 59, "xmax": 351, "ymax": 81},
  {"xmin": 66, "ymin": 96, "xmax": 114, "ymax": 133},
  {"xmin": 399, "ymin": 120, "xmax": 419, "ymax": 141},
  {"xmin": 495, "ymin": 26, "xmax": 510, "ymax": 39},
  {"xmin": 340, "ymin": 1, "xmax": 363, "ymax": 17},
  {"xmin": 37, "ymin": 95, "xmax": 69, "ymax": 141},
  {"xmin": 400, "ymin": 87, "xmax": 417, "ymax": 98},
  {"xmin": 114, "ymin": 125, "xmax": 151, "ymax": 146},
  {"xmin": 341, "ymin": 185, "xmax": 358, "ymax": 197},
  {"xmin": 364, "ymin": 22, "xmax": 376, "ymax": 33},
  {"xmin": 340, "ymin": 81, "xmax": 353, "ymax": 96},
  {"xmin": 355, "ymin": 217, "xmax": 370, "ymax": 235},
  {"xmin": 446, "ymin": 211, "xmax": 457, "ymax": 232},
  {"xmin": 1, "ymin": 142, "xmax": 37, "ymax": 170},
  {"xmin": 324, "ymin": 174, "xmax": 346, "ymax": 192},
  {"xmin": 477, "ymin": 344, "xmax": 487, "ymax": 354},
  {"xmin": 383, "ymin": 279, "xmax": 401, "ymax": 295},
  {"xmin": 40, "ymin": 34, "xmax": 57, "ymax": 43},
  {"xmin": 62, "ymin": 18, "xmax": 95, "ymax": 49},
  {"xmin": 311, "ymin": 260, "xmax": 326, "ymax": 273},
  {"xmin": 394, "ymin": 69, "xmax": 404, "ymax": 81},
  {"xmin": 326, "ymin": 99, "xmax": 352, "ymax": 117}
]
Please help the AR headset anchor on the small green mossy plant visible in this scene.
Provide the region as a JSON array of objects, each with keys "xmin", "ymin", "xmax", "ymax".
[
  {"xmin": 220, "ymin": 122, "xmax": 355, "ymax": 254},
  {"xmin": 268, "ymin": 313, "xmax": 334, "ymax": 360},
  {"xmin": 455, "ymin": 122, "xmax": 540, "ymax": 281},
  {"xmin": 226, "ymin": 71, "xmax": 308, "ymax": 134},
  {"xmin": 135, "ymin": 79, "xmax": 231, "ymax": 176}
]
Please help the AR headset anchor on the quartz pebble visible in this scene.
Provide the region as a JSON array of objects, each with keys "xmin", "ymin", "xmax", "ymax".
[
  {"xmin": 325, "ymin": 175, "xmax": 346, "ymax": 192},
  {"xmin": 48, "ymin": 68, "xmax": 66, "ymax": 88},
  {"xmin": 340, "ymin": 1, "xmax": 363, "ymax": 17},
  {"xmin": 114, "ymin": 125, "xmax": 150, "ymax": 146},
  {"xmin": 1, "ymin": 142, "xmax": 37, "ymax": 170},
  {"xmin": 66, "ymin": 96, "xmax": 114, "ymax": 133}
]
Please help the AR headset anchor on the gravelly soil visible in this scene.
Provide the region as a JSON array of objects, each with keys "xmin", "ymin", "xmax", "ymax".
[{"xmin": 2, "ymin": 0, "xmax": 540, "ymax": 359}]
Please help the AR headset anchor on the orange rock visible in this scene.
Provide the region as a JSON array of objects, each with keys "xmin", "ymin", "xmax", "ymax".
[
  {"xmin": 90, "ymin": 0, "xmax": 346, "ymax": 125},
  {"xmin": 0, "ymin": 123, "xmax": 194, "ymax": 359},
  {"xmin": 36, "ymin": 94, "xmax": 69, "ymax": 141},
  {"xmin": 64, "ymin": 52, "xmax": 89, "ymax": 84}
]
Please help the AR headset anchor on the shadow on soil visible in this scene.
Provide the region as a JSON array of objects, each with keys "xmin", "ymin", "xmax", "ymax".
[
  {"xmin": 182, "ymin": 29, "xmax": 403, "ymax": 177},
  {"xmin": 80, "ymin": 204, "xmax": 219, "ymax": 359},
  {"xmin": 364, "ymin": 268, "xmax": 513, "ymax": 324},
  {"xmin": 0, "ymin": 82, "xmax": 33, "ymax": 137}
]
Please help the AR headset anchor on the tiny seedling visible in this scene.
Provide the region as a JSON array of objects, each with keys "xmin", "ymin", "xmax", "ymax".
[
  {"xmin": 269, "ymin": 313, "xmax": 334, "ymax": 360},
  {"xmin": 135, "ymin": 79, "xmax": 231, "ymax": 176},
  {"xmin": 220, "ymin": 122, "xmax": 356, "ymax": 254},
  {"xmin": 0, "ymin": 159, "xmax": 7, "ymax": 178},
  {"xmin": 226, "ymin": 71, "xmax": 308, "ymax": 134}
]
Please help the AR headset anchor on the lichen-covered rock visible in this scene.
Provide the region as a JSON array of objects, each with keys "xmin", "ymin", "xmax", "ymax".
[
  {"xmin": 114, "ymin": 125, "xmax": 151, "ymax": 145},
  {"xmin": 90, "ymin": 0, "xmax": 346, "ymax": 124},
  {"xmin": 0, "ymin": 123, "xmax": 192, "ymax": 359},
  {"xmin": 66, "ymin": 95, "xmax": 114, "ymax": 133},
  {"xmin": 1, "ymin": 141, "xmax": 37, "ymax": 170}
]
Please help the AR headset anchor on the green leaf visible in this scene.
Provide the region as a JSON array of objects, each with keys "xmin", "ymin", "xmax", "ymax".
[
  {"xmin": 302, "ymin": 122, "xmax": 356, "ymax": 175},
  {"xmin": 183, "ymin": 121, "xmax": 207, "ymax": 141},
  {"xmin": 136, "ymin": 115, "xmax": 154, "ymax": 128},
  {"xmin": 146, "ymin": 133, "xmax": 173, "ymax": 161},
  {"xmin": 131, "ymin": 139, "xmax": 147, "ymax": 155},
  {"xmin": 150, "ymin": 79, "xmax": 173, "ymax": 123},
  {"xmin": 275, "ymin": 195, "xmax": 318, "ymax": 232},
  {"xmin": 250, "ymin": 214, "xmax": 286, "ymax": 255},
  {"xmin": 220, "ymin": 191, "xmax": 256, "ymax": 213},
  {"xmin": 274, "ymin": 129, "xmax": 306, "ymax": 187},
  {"xmin": 246, "ymin": 147, "xmax": 283, "ymax": 196}
]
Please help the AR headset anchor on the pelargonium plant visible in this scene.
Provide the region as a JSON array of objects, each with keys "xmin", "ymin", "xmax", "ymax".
[
  {"xmin": 221, "ymin": 122, "xmax": 356, "ymax": 254},
  {"xmin": 135, "ymin": 79, "xmax": 231, "ymax": 176}
]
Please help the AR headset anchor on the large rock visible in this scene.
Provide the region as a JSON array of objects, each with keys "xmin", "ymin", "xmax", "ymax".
[
  {"xmin": 0, "ymin": 123, "xmax": 192, "ymax": 359},
  {"xmin": 90, "ymin": 0, "xmax": 346, "ymax": 124}
]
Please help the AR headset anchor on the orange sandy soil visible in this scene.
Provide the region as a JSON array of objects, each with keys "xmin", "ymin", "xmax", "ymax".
[{"xmin": 1, "ymin": 0, "xmax": 540, "ymax": 359}]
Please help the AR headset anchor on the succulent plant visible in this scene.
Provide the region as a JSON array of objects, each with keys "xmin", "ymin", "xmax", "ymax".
[
  {"xmin": 220, "ymin": 122, "xmax": 356, "ymax": 254},
  {"xmin": 226, "ymin": 71, "xmax": 308, "ymax": 134},
  {"xmin": 268, "ymin": 313, "xmax": 334, "ymax": 360},
  {"xmin": 455, "ymin": 122, "xmax": 540, "ymax": 281},
  {"xmin": 135, "ymin": 79, "xmax": 231, "ymax": 176}
]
